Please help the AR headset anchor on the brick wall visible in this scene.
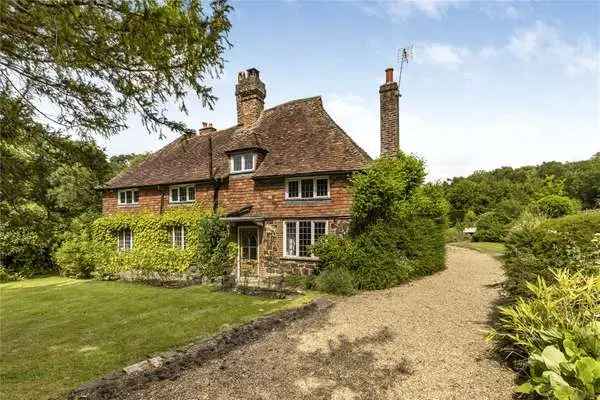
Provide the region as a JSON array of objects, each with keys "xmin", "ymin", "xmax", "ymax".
[{"xmin": 379, "ymin": 81, "xmax": 400, "ymax": 155}]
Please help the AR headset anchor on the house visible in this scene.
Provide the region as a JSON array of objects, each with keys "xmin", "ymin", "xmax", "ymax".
[{"xmin": 102, "ymin": 67, "xmax": 400, "ymax": 280}]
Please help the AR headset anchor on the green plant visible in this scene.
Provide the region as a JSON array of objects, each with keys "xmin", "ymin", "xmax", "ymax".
[
  {"xmin": 533, "ymin": 195, "xmax": 580, "ymax": 218},
  {"xmin": 0, "ymin": 266, "xmax": 23, "ymax": 283},
  {"xmin": 489, "ymin": 271, "xmax": 600, "ymax": 367},
  {"xmin": 445, "ymin": 226, "xmax": 464, "ymax": 243},
  {"xmin": 284, "ymin": 274, "xmax": 315, "ymax": 290},
  {"xmin": 473, "ymin": 211, "xmax": 506, "ymax": 242},
  {"xmin": 516, "ymin": 323, "xmax": 600, "ymax": 399},
  {"xmin": 197, "ymin": 213, "xmax": 237, "ymax": 279},
  {"xmin": 315, "ymin": 268, "xmax": 355, "ymax": 296},
  {"xmin": 503, "ymin": 213, "xmax": 600, "ymax": 297}
]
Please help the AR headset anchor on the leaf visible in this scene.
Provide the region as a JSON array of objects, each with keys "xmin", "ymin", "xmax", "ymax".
[
  {"xmin": 575, "ymin": 357, "xmax": 600, "ymax": 386},
  {"xmin": 544, "ymin": 371, "xmax": 584, "ymax": 400},
  {"xmin": 542, "ymin": 346, "xmax": 568, "ymax": 373},
  {"xmin": 515, "ymin": 382, "xmax": 534, "ymax": 394}
]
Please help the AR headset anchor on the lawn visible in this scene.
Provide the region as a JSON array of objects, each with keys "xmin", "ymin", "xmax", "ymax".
[
  {"xmin": 0, "ymin": 277, "xmax": 314, "ymax": 400},
  {"xmin": 451, "ymin": 241, "xmax": 506, "ymax": 258}
]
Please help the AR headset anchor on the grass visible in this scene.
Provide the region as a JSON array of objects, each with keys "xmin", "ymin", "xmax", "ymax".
[
  {"xmin": 451, "ymin": 241, "xmax": 506, "ymax": 258},
  {"xmin": 0, "ymin": 276, "xmax": 315, "ymax": 400}
]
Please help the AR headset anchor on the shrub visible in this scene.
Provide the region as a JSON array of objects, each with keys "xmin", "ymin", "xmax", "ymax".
[
  {"xmin": 516, "ymin": 329, "xmax": 600, "ymax": 400},
  {"xmin": 473, "ymin": 211, "xmax": 506, "ymax": 242},
  {"xmin": 503, "ymin": 213, "xmax": 600, "ymax": 297},
  {"xmin": 445, "ymin": 226, "xmax": 464, "ymax": 243},
  {"xmin": 533, "ymin": 195, "xmax": 580, "ymax": 218},
  {"xmin": 284, "ymin": 274, "xmax": 315, "ymax": 290},
  {"xmin": 197, "ymin": 214, "xmax": 237, "ymax": 279},
  {"xmin": 314, "ymin": 268, "xmax": 355, "ymax": 296},
  {"xmin": 0, "ymin": 266, "xmax": 23, "ymax": 283},
  {"xmin": 53, "ymin": 237, "xmax": 99, "ymax": 278},
  {"xmin": 313, "ymin": 158, "xmax": 448, "ymax": 291}
]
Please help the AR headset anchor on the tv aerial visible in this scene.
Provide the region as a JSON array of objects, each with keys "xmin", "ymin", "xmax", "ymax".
[{"xmin": 397, "ymin": 45, "xmax": 414, "ymax": 89}]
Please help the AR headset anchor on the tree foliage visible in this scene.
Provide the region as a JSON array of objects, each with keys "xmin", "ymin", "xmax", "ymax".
[{"xmin": 1, "ymin": 0, "xmax": 232, "ymax": 137}]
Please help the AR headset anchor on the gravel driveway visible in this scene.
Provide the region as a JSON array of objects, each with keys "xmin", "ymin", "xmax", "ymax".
[{"xmin": 126, "ymin": 246, "xmax": 515, "ymax": 400}]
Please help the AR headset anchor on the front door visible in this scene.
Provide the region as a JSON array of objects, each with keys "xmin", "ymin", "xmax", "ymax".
[{"xmin": 237, "ymin": 226, "xmax": 259, "ymax": 281}]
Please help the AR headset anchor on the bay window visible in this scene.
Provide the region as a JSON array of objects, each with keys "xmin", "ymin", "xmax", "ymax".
[
  {"xmin": 284, "ymin": 220, "xmax": 327, "ymax": 258},
  {"xmin": 286, "ymin": 176, "xmax": 329, "ymax": 200}
]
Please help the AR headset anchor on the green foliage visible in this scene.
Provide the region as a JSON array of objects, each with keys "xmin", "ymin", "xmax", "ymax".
[
  {"xmin": 350, "ymin": 152, "xmax": 426, "ymax": 233},
  {"xmin": 473, "ymin": 211, "xmax": 506, "ymax": 242},
  {"xmin": 91, "ymin": 206, "xmax": 214, "ymax": 278},
  {"xmin": 503, "ymin": 213, "xmax": 600, "ymax": 298},
  {"xmin": 109, "ymin": 153, "xmax": 152, "ymax": 178},
  {"xmin": 197, "ymin": 214, "xmax": 237, "ymax": 279},
  {"xmin": 0, "ymin": 266, "xmax": 23, "ymax": 283},
  {"xmin": 284, "ymin": 274, "xmax": 316, "ymax": 290},
  {"xmin": 0, "ymin": 96, "xmax": 112, "ymax": 275},
  {"xmin": 442, "ymin": 155, "xmax": 600, "ymax": 226},
  {"xmin": 314, "ymin": 152, "xmax": 447, "ymax": 292},
  {"xmin": 463, "ymin": 209, "xmax": 478, "ymax": 226},
  {"xmin": 516, "ymin": 333, "xmax": 600, "ymax": 400},
  {"xmin": 533, "ymin": 195, "xmax": 580, "ymax": 218},
  {"xmin": 445, "ymin": 226, "xmax": 464, "ymax": 243},
  {"xmin": 1, "ymin": 0, "xmax": 232, "ymax": 138},
  {"xmin": 314, "ymin": 268, "xmax": 356, "ymax": 296}
]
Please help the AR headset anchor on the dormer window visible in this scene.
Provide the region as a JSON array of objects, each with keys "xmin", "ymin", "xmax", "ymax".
[
  {"xmin": 286, "ymin": 176, "xmax": 330, "ymax": 200},
  {"xmin": 170, "ymin": 185, "xmax": 195, "ymax": 203},
  {"xmin": 230, "ymin": 152, "xmax": 256, "ymax": 174}
]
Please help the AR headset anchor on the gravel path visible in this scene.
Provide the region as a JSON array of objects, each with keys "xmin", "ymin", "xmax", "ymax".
[{"xmin": 126, "ymin": 246, "xmax": 515, "ymax": 400}]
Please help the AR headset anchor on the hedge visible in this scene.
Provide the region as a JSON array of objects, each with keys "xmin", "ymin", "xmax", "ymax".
[{"xmin": 503, "ymin": 211, "xmax": 600, "ymax": 298}]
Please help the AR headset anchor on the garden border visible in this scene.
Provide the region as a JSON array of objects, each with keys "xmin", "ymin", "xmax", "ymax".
[{"xmin": 68, "ymin": 298, "xmax": 333, "ymax": 400}]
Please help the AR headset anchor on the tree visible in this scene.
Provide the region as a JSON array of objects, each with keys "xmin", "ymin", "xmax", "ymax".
[
  {"xmin": 109, "ymin": 153, "xmax": 151, "ymax": 178},
  {"xmin": 1, "ymin": 0, "xmax": 232, "ymax": 138}
]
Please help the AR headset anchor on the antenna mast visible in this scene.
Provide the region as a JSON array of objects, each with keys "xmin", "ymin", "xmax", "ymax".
[{"xmin": 397, "ymin": 45, "xmax": 414, "ymax": 90}]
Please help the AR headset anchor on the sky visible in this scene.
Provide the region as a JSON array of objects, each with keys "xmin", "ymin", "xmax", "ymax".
[{"xmin": 99, "ymin": 0, "xmax": 600, "ymax": 181}]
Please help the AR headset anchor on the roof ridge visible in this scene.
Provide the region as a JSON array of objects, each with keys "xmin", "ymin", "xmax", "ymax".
[{"xmin": 262, "ymin": 95, "xmax": 321, "ymax": 113}]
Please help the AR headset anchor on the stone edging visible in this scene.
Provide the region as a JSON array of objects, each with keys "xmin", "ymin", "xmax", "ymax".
[{"xmin": 68, "ymin": 298, "xmax": 333, "ymax": 400}]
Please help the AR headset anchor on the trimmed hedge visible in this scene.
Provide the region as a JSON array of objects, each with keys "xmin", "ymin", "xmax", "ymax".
[
  {"xmin": 503, "ymin": 211, "xmax": 600, "ymax": 297},
  {"xmin": 532, "ymin": 194, "xmax": 580, "ymax": 218}
]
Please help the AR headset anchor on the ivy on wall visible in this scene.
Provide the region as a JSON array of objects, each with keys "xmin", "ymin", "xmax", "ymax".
[{"xmin": 91, "ymin": 206, "xmax": 213, "ymax": 276}]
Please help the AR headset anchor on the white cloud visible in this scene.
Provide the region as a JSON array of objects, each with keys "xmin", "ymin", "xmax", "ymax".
[
  {"xmin": 508, "ymin": 21, "xmax": 599, "ymax": 76},
  {"xmin": 418, "ymin": 43, "xmax": 469, "ymax": 68},
  {"xmin": 362, "ymin": 0, "xmax": 462, "ymax": 20}
]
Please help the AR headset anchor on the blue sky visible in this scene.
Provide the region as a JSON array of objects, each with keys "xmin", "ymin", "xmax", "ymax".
[{"xmin": 100, "ymin": 0, "xmax": 600, "ymax": 181}]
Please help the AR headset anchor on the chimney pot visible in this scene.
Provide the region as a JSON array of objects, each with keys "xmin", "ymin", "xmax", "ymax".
[{"xmin": 385, "ymin": 68, "xmax": 394, "ymax": 83}]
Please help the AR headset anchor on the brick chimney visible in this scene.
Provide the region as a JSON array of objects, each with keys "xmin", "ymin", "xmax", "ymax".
[
  {"xmin": 379, "ymin": 67, "xmax": 400, "ymax": 155},
  {"xmin": 235, "ymin": 68, "xmax": 266, "ymax": 127},
  {"xmin": 198, "ymin": 122, "xmax": 216, "ymax": 135}
]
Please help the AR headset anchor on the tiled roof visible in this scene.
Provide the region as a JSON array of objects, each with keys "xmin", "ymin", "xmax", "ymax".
[{"xmin": 103, "ymin": 96, "xmax": 371, "ymax": 189}]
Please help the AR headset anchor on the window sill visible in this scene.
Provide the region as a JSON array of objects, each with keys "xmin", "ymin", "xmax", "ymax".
[
  {"xmin": 230, "ymin": 170, "xmax": 255, "ymax": 175},
  {"xmin": 117, "ymin": 203, "xmax": 139, "ymax": 207},
  {"xmin": 281, "ymin": 256, "xmax": 320, "ymax": 262},
  {"xmin": 169, "ymin": 201, "xmax": 196, "ymax": 205},
  {"xmin": 285, "ymin": 197, "xmax": 331, "ymax": 202}
]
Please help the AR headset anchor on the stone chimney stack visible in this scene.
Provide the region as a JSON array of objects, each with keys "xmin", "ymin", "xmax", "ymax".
[
  {"xmin": 235, "ymin": 68, "xmax": 266, "ymax": 127},
  {"xmin": 379, "ymin": 67, "xmax": 400, "ymax": 155},
  {"xmin": 198, "ymin": 122, "xmax": 216, "ymax": 135}
]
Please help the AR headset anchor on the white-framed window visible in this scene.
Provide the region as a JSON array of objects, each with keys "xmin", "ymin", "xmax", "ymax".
[
  {"xmin": 285, "ymin": 176, "xmax": 329, "ymax": 200},
  {"xmin": 283, "ymin": 220, "xmax": 327, "ymax": 258},
  {"xmin": 118, "ymin": 229, "xmax": 133, "ymax": 251},
  {"xmin": 172, "ymin": 225, "xmax": 185, "ymax": 248},
  {"xmin": 170, "ymin": 185, "xmax": 195, "ymax": 203},
  {"xmin": 239, "ymin": 227, "xmax": 258, "ymax": 260},
  {"xmin": 118, "ymin": 189, "xmax": 139, "ymax": 205},
  {"xmin": 230, "ymin": 152, "xmax": 256, "ymax": 174}
]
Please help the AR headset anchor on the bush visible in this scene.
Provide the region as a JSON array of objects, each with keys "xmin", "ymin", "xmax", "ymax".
[
  {"xmin": 314, "ymin": 268, "xmax": 355, "ymax": 296},
  {"xmin": 313, "ymin": 156, "xmax": 448, "ymax": 291},
  {"xmin": 0, "ymin": 266, "xmax": 23, "ymax": 283},
  {"xmin": 284, "ymin": 274, "xmax": 315, "ymax": 290},
  {"xmin": 489, "ymin": 271, "xmax": 600, "ymax": 397},
  {"xmin": 53, "ymin": 237, "xmax": 101, "ymax": 278},
  {"xmin": 197, "ymin": 213, "xmax": 237, "ymax": 279},
  {"xmin": 473, "ymin": 211, "xmax": 506, "ymax": 242},
  {"xmin": 503, "ymin": 212, "xmax": 600, "ymax": 297},
  {"xmin": 445, "ymin": 226, "xmax": 464, "ymax": 243},
  {"xmin": 533, "ymin": 195, "xmax": 580, "ymax": 218}
]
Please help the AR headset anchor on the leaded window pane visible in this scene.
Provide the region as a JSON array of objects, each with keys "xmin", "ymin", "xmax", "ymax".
[
  {"xmin": 286, "ymin": 222, "xmax": 297, "ymax": 256},
  {"xmin": 288, "ymin": 181, "xmax": 298, "ymax": 198},
  {"xmin": 314, "ymin": 222, "xmax": 326, "ymax": 244},
  {"xmin": 316, "ymin": 179, "xmax": 328, "ymax": 197},
  {"xmin": 133, "ymin": 190, "xmax": 139, "ymax": 203},
  {"xmin": 243, "ymin": 154, "xmax": 253, "ymax": 170},
  {"xmin": 179, "ymin": 188, "xmax": 187, "ymax": 202},
  {"xmin": 171, "ymin": 188, "xmax": 178, "ymax": 202},
  {"xmin": 301, "ymin": 179, "xmax": 314, "ymax": 198},
  {"xmin": 188, "ymin": 186, "xmax": 195, "ymax": 201},
  {"xmin": 299, "ymin": 221, "xmax": 312, "ymax": 257},
  {"xmin": 233, "ymin": 155, "xmax": 242, "ymax": 171},
  {"xmin": 126, "ymin": 190, "xmax": 133, "ymax": 203},
  {"xmin": 119, "ymin": 191, "xmax": 126, "ymax": 204}
]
